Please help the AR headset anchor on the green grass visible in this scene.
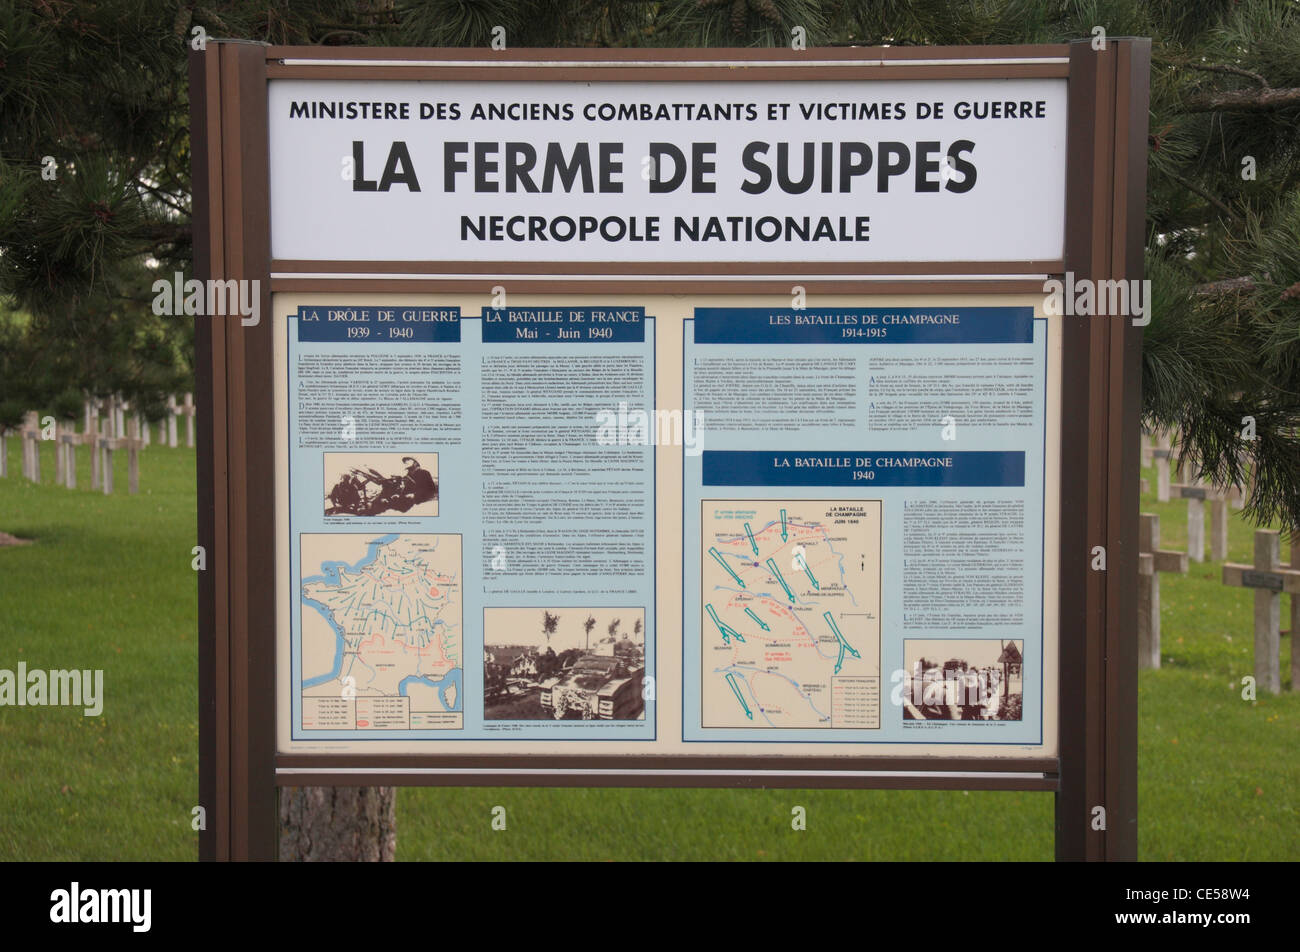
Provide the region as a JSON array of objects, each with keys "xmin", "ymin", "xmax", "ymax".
[
  {"xmin": 0, "ymin": 435, "xmax": 199, "ymax": 860},
  {"xmin": 1, "ymin": 438, "xmax": 1296, "ymax": 860}
]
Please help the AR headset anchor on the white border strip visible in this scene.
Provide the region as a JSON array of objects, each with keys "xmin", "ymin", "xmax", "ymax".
[
  {"xmin": 275, "ymin": 58, "xmax": 1069, "ymax": 69},
  {"xmin": 272, "ymin": 272, "xmax": 1050, "ymax": 282},
  {"xmin": 277, "ymin": 767, "xmax": 1050, "ymax": 780}
]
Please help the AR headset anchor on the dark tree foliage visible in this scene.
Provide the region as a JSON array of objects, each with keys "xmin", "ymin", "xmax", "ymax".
[{"xmin": 2, "ymin": 0, "xmax": 1299, "ymax": 530}]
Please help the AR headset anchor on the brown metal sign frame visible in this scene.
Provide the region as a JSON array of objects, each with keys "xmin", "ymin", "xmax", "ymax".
[{"xmin": 191, "ymin": 40, "xmax": 1149, "ymax": 861}]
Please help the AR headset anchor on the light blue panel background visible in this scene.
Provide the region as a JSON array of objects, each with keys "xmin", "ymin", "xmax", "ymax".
[
  {"xmin": 683, "ymin": 309, "xmax": 1047, "ymax": 745},
  {"xmin": 288, "ymin": 313, "xmax": 657, "ymax": 741}
]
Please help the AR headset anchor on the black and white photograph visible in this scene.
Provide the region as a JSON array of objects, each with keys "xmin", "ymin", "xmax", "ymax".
[
  {"xmin": 901, "ymin": 640, "xmax": 1023, "ymax": 721},
  {"xmin": 483, "ymin": 607, "xmax": 646, "ymax": 721},
  {"xmin": 323, "ymin": 452, "xmax": 439, "ymax": 517}
]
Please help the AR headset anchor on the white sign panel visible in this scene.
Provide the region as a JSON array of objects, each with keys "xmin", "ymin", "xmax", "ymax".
[{"xmin": 268, "ymin": 78, "xmax": 1067, "ymax": 264}]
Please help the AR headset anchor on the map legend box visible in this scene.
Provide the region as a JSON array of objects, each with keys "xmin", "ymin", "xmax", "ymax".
[{"xmin": 831, "ymin": 677, "xmax": 880, "ymax": 729}]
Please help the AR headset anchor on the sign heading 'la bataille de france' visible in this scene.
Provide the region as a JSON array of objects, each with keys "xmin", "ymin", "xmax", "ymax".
[{"xmin": 269, "ymin": 78, "xmax": 1066, "ymax": 263}]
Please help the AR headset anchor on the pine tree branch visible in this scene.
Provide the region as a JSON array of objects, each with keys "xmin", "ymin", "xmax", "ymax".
[
  {"xmin": 173, "ymin": 2, "xmax": 196, "ymax": 39},
  {"xmin": 1157, "ymin": 167, "xmax": 1244, "ymax": 223},
  {"xmin": 1195, "ymin": 276, "xmax": 1257, "ymax": 295},
  {"xmin": 1182, "ymin": 87, "xmax": 1300, "ymax": 113},
  {"xmin": 196, "ymin": 6, "xmax": 232, "ymax": 35},
  {"xmin": 316, "ymin": 22, "xmax": 394, "ymax": 31},
  {"xmin": 1185, "ymin": 62, "xmax": 1270, "ymax": 88},
  {"xmin": 132, "ymin": 179, "xmax": 188, "ymax": 217},
  {"xmin": 1155, "ymin": 56, "xmax": 1271, "ymax": 88},
  {"xmin": 318, "ymin": 30, "xmax": 370, "ymax": 44},
  {"xmin": 137, "ymin": 223, "xmax": 193, "ymax": 249}
]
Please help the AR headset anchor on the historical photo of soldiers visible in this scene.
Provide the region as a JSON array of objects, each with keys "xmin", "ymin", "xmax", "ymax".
[
  {"xmin": 901, "ymin": 640, "xmax": 1024, "ymax": 721},
  {"xmin": 323, "ymin": 452, "xmax": 439, "ymax": 517},
  {"xmin": 482, "ymin": 607, "xmax": 646, "ymax": 721}
]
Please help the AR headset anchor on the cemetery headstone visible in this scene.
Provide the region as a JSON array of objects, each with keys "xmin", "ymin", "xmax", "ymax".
[
  {"xmin": 1138, "ymin": 513, "xmax": 1187, "ymax": 670},
  {"xmin": 127, "ymin": 417, "xmax": 141, "ymax": 494},
  {"xmin": 165, "ymin": 394, "xmax": 178, "ymax": 448},
  {"xmin": 99, "ymin": 415, "xmax": 115, "ymax": 495},
  {"xmin": 1222, "ymin": 530, "xmax": 1300, "ymax": 694},
  {"xmin": 1169, "ymin": 478, "xmax": 1228, "ymax": 563},
  {"xmin": 183, "ymin": 392, "xmax": 196, "ymax": 448},
  {"xmin": 60, "ymin": 428, "xmax": 79, "ymax": 489},
  {"xmin": 87, "ymin": 399, "xmax": 101, "ymax": 490},
  {"xmin": 1152, "ymin": 432, "xmax": 1172, "ymax": 502},
  {"xmin": 53, "ymin": 419, "xmax": 64, "ymax": 486},
  {"xmin": 21, "ymin": 411, "xmax": 41, "ymax": 483},
  {"xmin": 1292, "ymin": 543, "xmax": 1299, "ymax": 693}
]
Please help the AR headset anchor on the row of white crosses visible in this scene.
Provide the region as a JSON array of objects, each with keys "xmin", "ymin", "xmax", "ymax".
[
  {"xmin": 100, "ymin": 398, "xmax": 144, "ymax": 495},
  {"xmin": 4, "ymin": 394, "xmax": 195, "ymax": 495},
  {"xmin": 1141, "ymin": 428, "xmax": 1247, "ymax": 563},
  {"xmin": 147, "ymin": 393, "xmax": 196, "ymax": 449},
  {"xmin": 1137, "ymin": 517, "xmax": 1298, "ymax": 693},
  {"xmin": 1139, "ymin": 429, "xmax": 1299, "ymax": 693},
  {"xmin": 63, "ymin": 396, "xmax": 144, "ymax": 495},
  {"xmin": 1142, "ymin": 429, "xmax": 1248, "ymax": 507}
]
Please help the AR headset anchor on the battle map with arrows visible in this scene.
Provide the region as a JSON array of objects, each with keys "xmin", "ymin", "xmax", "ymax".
[{"xmin": 701, "ymin": 499, "xmax": 882, "ymax": 730}]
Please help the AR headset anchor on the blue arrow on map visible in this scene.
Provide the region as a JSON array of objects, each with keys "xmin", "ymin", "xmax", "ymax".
[
  {"xmin": 743, "ymin": 606, "xmax": 770, "ymax": 631},
  {"xmin": 780, "ymin": 509, "xmax": 788, "ymax": 542},
  {"xmin": 765, "ymin": 558, "xmax": 796, "ymax": 603},
  {"xmin": 709, "ymin": 546, "xmax": 746, "ymax": 588},
  {"xmin": 706, "ymin": 603, "xmax": 745, "ymax": 644},
  {"xmin": 725, "ymin": 672, "xmax": 753, "ymax": 720},
  {"xmin": 744, "ymin": 522, "xmax": 759, "ymax": 555},
  {"xmin": 801, "ymin": 559, "xmax": 820, "ymax": 591},
  {"xmin": 824, "ymin": 611, "xmax": 859, "ymax": 674}
]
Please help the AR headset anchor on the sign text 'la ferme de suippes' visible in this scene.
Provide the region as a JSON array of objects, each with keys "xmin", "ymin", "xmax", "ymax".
[{"xmin": 269, "ymin": 79, "xmax": 1066, "ymax": 264}]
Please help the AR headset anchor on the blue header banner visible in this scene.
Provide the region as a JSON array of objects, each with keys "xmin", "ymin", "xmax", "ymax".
[
  {"xmin": 481, "ymin": 306, "xmax": 646, "ymax": 343},
  {"xmin": 693, "ymin": 306, "xmax": 1034, "ymax": 344},
  {"xmin": 703, "ymin": 450, "xmax": 1026, "ymax": 487},
  {"xmin": 296, "ymin": 305, "xmax": 461, "ymax": 342}
]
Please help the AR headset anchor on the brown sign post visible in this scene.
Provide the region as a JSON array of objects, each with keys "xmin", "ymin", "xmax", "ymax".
[{"xmin": 191, "ymin": 39, "xmax": 1148, "ymax": 862}]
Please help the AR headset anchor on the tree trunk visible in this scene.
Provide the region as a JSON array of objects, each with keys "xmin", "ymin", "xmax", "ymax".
[{"xmin": 278, "ymin": 786, "xmax": 396, "ymax": 861}]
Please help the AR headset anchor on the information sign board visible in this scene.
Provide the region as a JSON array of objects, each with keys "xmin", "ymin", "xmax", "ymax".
[{"xmin": 191, "ymin": 42, "xmax": 1148, "ymax": 861}]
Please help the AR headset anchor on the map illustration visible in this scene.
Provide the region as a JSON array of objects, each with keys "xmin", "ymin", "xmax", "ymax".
[
  {"xmin": 701, "ymin": 500, "xmax": 881, "ymax": 729},
  {"xmin": 300, "ymin": 533, "xmax": 463, "ymax": 732}
]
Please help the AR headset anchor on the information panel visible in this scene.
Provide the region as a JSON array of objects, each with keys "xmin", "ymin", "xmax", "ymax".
[
  {"xmin": 284, "ymin": 303, "xmax": 657, "ymax": 743},
  {"xmin": 683, "ymin": 306, "xmax": 1047, "ymax": 745},
  {"xmin": 265, "ymin": 69, "xmax": 1070, "ymax": 759},
  {"xmin": 274, "ymin": 293, "xmax": 1059, "ymax": 758}
]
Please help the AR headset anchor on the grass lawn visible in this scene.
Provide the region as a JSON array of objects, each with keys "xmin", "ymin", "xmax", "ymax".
[
  {"xmin": 0, "ymin": 436, "xmax": 1296, "ymax": 860},
  {"xmin": 0, "ymin": 435, "xmax": 199, "ymax": 861}
]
